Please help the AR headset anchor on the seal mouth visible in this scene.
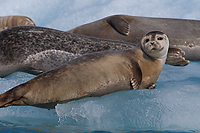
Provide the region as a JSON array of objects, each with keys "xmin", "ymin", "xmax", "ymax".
[
  {"xmin": 151, "ymin": 48, "xmax": 157, "ymax": 51},
  {"xmin": 151, "ymin": 47, "xmax": 164, "ymax": 52}
]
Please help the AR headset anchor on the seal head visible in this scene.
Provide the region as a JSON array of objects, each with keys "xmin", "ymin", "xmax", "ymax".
[
  {"xmin": 141, "ymin": 31, "xmax": 168, "ymax": 60},
  {"xmin": 135, "ymin": 31, "xmax": 169, "ymax": 89}
]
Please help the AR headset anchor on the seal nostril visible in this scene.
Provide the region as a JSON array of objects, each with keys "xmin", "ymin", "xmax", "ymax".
[{"xmin": 150, "ymin": 42, "xmax": 155, "ymax": 45}]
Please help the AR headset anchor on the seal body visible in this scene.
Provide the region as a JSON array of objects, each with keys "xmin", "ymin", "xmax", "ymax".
[
  {"xmin": 0, "ymin": 16, "xmax": 35, "ymax": 31},
  {"xmin": 68, "ymin": 15, "xmax": 200, "ymax": 62},
  {"xmin": 0, "ymin": 31, "xmax": 169, "ymax": 109},
  {"xmin": 0, "ymin": 26, "xmax": 187, "ymax": 77},
  {"xmin": 0, "ymin": 26, "xmax": 137, "ymax": 77}
]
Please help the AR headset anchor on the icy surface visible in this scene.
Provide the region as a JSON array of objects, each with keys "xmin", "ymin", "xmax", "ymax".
[
  {"xmin": 56, "ymin": 62, "xmax": 200, "ymax": 131},
  {"xmin": 0, "ymin": 0, "xmax": 200, "ymax": 131},
  {"xmin": 0, "ymin": 62, "xmax": 199, "ymax": 131}
]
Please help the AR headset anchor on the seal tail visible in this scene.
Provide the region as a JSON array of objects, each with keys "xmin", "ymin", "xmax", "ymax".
[{"xmin": 0, "ymin": 83, "xmax": 29, "ymax": 108}]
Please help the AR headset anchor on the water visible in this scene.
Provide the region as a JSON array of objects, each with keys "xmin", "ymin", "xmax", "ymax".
[{"xmin": 0, "ymin": 0, "xmax": 200, "ymax": 132}]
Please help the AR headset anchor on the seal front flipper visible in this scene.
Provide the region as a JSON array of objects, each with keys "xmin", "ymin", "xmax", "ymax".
[
  {"xmin": 130, "ymin": 62, "xmax": 142, "ymax": 90},
  {"xmin": 107, "ymin": 15, "xmax": 130, "ymax": 36},
  {"xmin": 166, "ymin": 47, "xmax": 190, "ymax": 66},
  {"xmin": 130, "ymin": 78, "xmax": 140, "ymax": 90},
  {"xmin": 147, "ymin": 84, "xmax": 156, "ymax": 89}
]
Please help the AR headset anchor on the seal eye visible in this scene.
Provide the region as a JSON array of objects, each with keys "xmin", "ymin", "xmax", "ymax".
[
  {"xmin": 145, "ymin": 39, "xmax": 150, "ymax": 43},
  {"xmin": 157, "ymin": 37, "xmax": 163, "ymax": 40}
]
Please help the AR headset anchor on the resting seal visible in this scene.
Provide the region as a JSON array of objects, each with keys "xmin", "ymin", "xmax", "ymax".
[
  {"xmin": 0, "ymin": 31, "xmax": 169, "ymax": 109},
  {"xmin": 0, "ymin": 26, "xmax": 136, "ymax": 77},
  {"xmin": 68, "ymin": 14, "xmax": 198, "ymax": 65},
  {"xmin": 0, "ymin": 16, "xmax": 35, "ymax": 31}
]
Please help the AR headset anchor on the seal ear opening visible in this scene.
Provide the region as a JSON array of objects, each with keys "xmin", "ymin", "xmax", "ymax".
[{"xmin": 107, "ymin": 15, "xmax": 130, "ymax": 36}]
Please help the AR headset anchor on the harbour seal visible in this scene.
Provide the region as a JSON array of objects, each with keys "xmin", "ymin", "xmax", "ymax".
[
  {"xmin": 0, "ymin": 16, "xmax": 35, "ymax": 31},
  {"xmin": 68, "ymin": 15, "xmax": 200, "ymax": 63},
  {"xmin": 0, "ymin": 31, "xmax": 169, "ymax": 109}
]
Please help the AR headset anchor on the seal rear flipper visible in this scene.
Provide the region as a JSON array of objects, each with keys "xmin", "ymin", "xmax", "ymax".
[
  {"xmin": 166, "ymin": 47, "xmax": 190, "ymax": 66},
  {"xmin": 23, "ymin": 17, "xmax": 36, "ymax": 26},
  {"xmin": 107, "ymin": 15, "xmax": 130, "ymax": 36},
  {"xmin": 0, "ymin": 83, "xmax": 29, "ymax": 108}
]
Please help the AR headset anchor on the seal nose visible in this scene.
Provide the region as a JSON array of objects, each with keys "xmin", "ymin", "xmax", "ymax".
[{"xmin": 150, "ymin": 42, "xmax": 155, "ymax": 45}]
